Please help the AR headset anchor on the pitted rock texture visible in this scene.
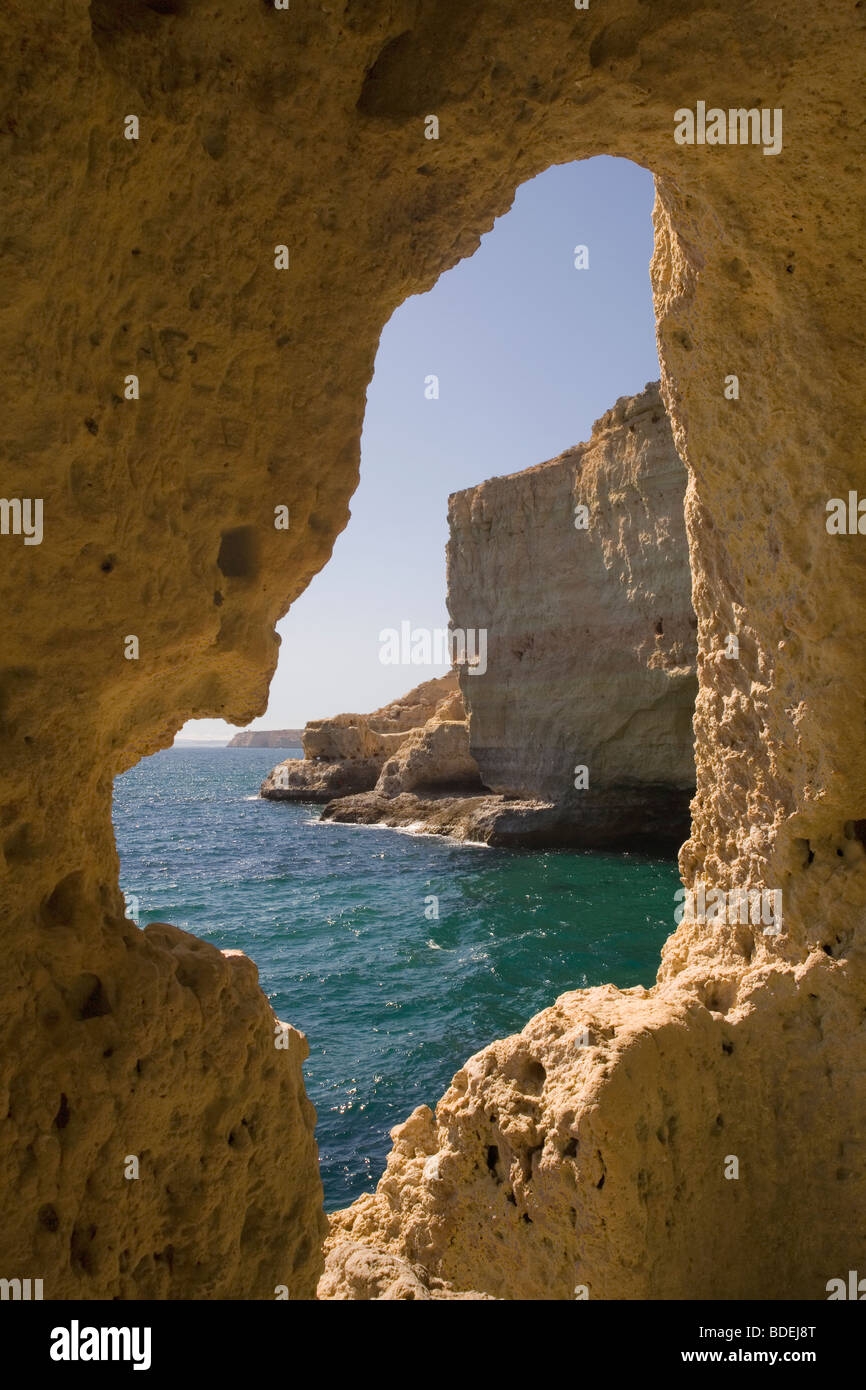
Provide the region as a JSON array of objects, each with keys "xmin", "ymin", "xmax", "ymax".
[
  {"xmin": 326, "ymin": 944, "xmax": 866, "ymax": 1301},
  {"xmin": 448, "ymin": 382, "xmax": 696, "ymax": 850},
  {"xmin": 261, "ymin": 674, "xmax": 465, "ymax": 802},
  {"xmin": 319, "ymin": 1240, "xmax": 493, "ymax": 1301},
  {"xmin": 3, "ymin": 915, "xmax": 324, "ymax": 1298},
  {"xmin": 2, "ymin": 0, "xmax": 865, "ymax": 1300}
]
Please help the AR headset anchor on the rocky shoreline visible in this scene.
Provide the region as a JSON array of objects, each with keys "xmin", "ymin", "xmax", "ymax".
[{"xmin": 320, "ymin": 787, "xmax": 691, "ymax": 852}]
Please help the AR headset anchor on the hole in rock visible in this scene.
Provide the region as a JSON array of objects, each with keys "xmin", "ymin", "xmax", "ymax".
[
  {"xmin": 217, "ymin": 526, "xmax": 259, "ymax": 581},
  {"xmin": 4, "ymin": 822, "xmax": 37, "ymax": 864},
  {"xmin": 846, "ymin": 819, "xmax": 866, "ymax": 848},
  {"xmin": 115, "ymin": 157, "xmax": 700, "ymax": 1213},
  {"xmin": 508, "ymin": 1054, "xmax": 547, "ymax": 1096},
  {"xmin": 70, "ymin": 972, "xmax": 112, "ymax": 1021},
  {"xmin": 70, "ymin": 1224, "xmax": 97, "ymax": 1274},
  {"xmin": 41, "ymin": 871, "xmax": 88, "ymax": 928},
  {"xmin": 38, "ymin": 1204, "xmax": 60, "ymax": 1232}
]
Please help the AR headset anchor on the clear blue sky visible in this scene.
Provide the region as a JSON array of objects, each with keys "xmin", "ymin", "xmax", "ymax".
[{"xmin": 179, "ymin": 156, "xmax": 660, "ymax": 740}]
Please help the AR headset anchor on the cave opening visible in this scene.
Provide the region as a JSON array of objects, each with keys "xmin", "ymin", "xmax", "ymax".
[
  {"xmin": 113, "ymin": 155, "xmax": 696, "ymax": 1213},
  {"xmin": 5, "ymin": 0, "xmax": 860, "ymax": 1307}
]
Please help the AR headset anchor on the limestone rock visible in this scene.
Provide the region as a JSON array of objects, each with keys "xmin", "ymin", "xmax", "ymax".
[
  {"xmin": 320, "ymin": 385, "xmax": 694, "ymax": 846},
  {"xmin": 319, "ymin": 1239, "xmax": 493, "ymax": 1301},
  {"xmin": 320, "ymin": 791, "xmax": 575, "ymax": 847},
  {"xmin": 326, "ymin": 947, "xmax": 866, "ymax": 1300},
  {"xmin": 261, "ymin": 674, "xmax": 465, "ymax": 802},
  {"xmin": 448, "ymin": 381, "xmax": 697, "ymax": 849},
  {"xmin": 262, "ymin": 755, "xmax": 384, "ymax": 804},
  {"xmin": 1, "ymin": 914, "xmax": 325, "ymax": 1298},
  {"xmin": 2, "ymin": 0, "xmax": 865, "ymax": 1303},
  {"xmin": 374, "ymin": 716, "xmax": 482, "ymax": 799}
]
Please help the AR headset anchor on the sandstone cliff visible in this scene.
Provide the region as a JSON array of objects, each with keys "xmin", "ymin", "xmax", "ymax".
[
  {"xmin": 447, "ymin": 381, "xmax": 696, "ymax": 848},
  {"xmin": 323, "ymin": 384, "xmax": 695, "ymax": 850},
  {"xmin": 2, "ymin": 0, "xmax": 864, "ymax": 1304}
]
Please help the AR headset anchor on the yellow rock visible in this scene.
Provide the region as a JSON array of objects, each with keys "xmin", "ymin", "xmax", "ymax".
[{"xmin": 1, "ymin": 0, "xmax": 864, "ymax": 1300}]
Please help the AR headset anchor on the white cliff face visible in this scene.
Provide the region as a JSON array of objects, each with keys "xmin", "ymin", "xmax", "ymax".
[{"xmin": 447, "ymin": 381, "xmax": 697, "ymax": 848}]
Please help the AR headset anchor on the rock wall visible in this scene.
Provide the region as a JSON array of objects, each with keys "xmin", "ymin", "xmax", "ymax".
[
  {"xmin": 448, "ymin": 381, "xmax": 696, "ymax": 848},
  {"xmin": 2, "ymin": 0, "xmax": 865, "ymax": 1301}
]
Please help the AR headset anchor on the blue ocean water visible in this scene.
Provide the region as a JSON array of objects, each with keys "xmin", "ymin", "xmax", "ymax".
[{"xmin": 113, "ymin": 746, "xmax": 679, "ymax": 1210}]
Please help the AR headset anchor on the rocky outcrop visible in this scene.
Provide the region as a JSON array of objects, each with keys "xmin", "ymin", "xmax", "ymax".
[
  {"xmin": 265, "ymin": 756, "xmax": 384, "ymax": 803},
  {"xmin": 261, "ymin": 674, "xmax": 469, "ymax": 802},
  {"xmin": 227, "ymin": 729, "xmax": 303, "ymax": 748},
  {"xmin": 374, "ymin": 708, "xmax": 481, "ymax": 799},
  {"xmin": 319, "ymin": 1240, "xmax": 493, "ymax": 1301},
  {"xmin": 3, "ymin": 0, "xmax": 865, "ymax": 1304},
  {"xmin": 447, "ymin": 382, "xmax": 696, "ymax": 849},
  {"xmin": 320, "ymin": 791, "xmax": 580, "ymax": 846}
]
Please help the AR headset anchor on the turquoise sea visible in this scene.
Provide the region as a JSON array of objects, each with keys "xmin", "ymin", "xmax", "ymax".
[{"xmin": 113, "ymin": 746, "xmax": 679, "ymax": 1211}]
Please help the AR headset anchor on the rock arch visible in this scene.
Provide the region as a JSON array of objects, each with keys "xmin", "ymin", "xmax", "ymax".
[{"xmin": 0, "ymin": 0, "xmax": 863, "ymax": 1298}]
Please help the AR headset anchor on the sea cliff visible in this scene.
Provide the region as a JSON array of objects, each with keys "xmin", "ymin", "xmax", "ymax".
[
  {"xmin": 447, "ymin": 380, "xmax": 697, "ymax": 847},
  {"xmin": 282, "ymin": 383, "xmax": 697, "ymax": 851}
]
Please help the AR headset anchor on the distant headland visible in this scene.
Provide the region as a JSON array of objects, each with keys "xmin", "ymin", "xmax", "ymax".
[{"xmin": 227, "ymin": 729, "xmax": 304, "ymax": 748}]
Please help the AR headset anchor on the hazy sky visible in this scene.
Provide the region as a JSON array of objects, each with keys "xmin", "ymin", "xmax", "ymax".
[{"xmin": 178, "ymin": 156, "xmax": 660, "ymax": 741}]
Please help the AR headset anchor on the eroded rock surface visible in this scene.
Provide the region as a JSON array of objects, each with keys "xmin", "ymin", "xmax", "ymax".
[
  {"xmin": 2, "ymin": 0, "xmax": 865, "ymax": 1301},
  {"xmin": 319, "ymin": 1240, "xmax": 492, "ymax": 1301},
  {"xmin": 261, "ymin": 673, "xmax": 466, "ymax": 801}
]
